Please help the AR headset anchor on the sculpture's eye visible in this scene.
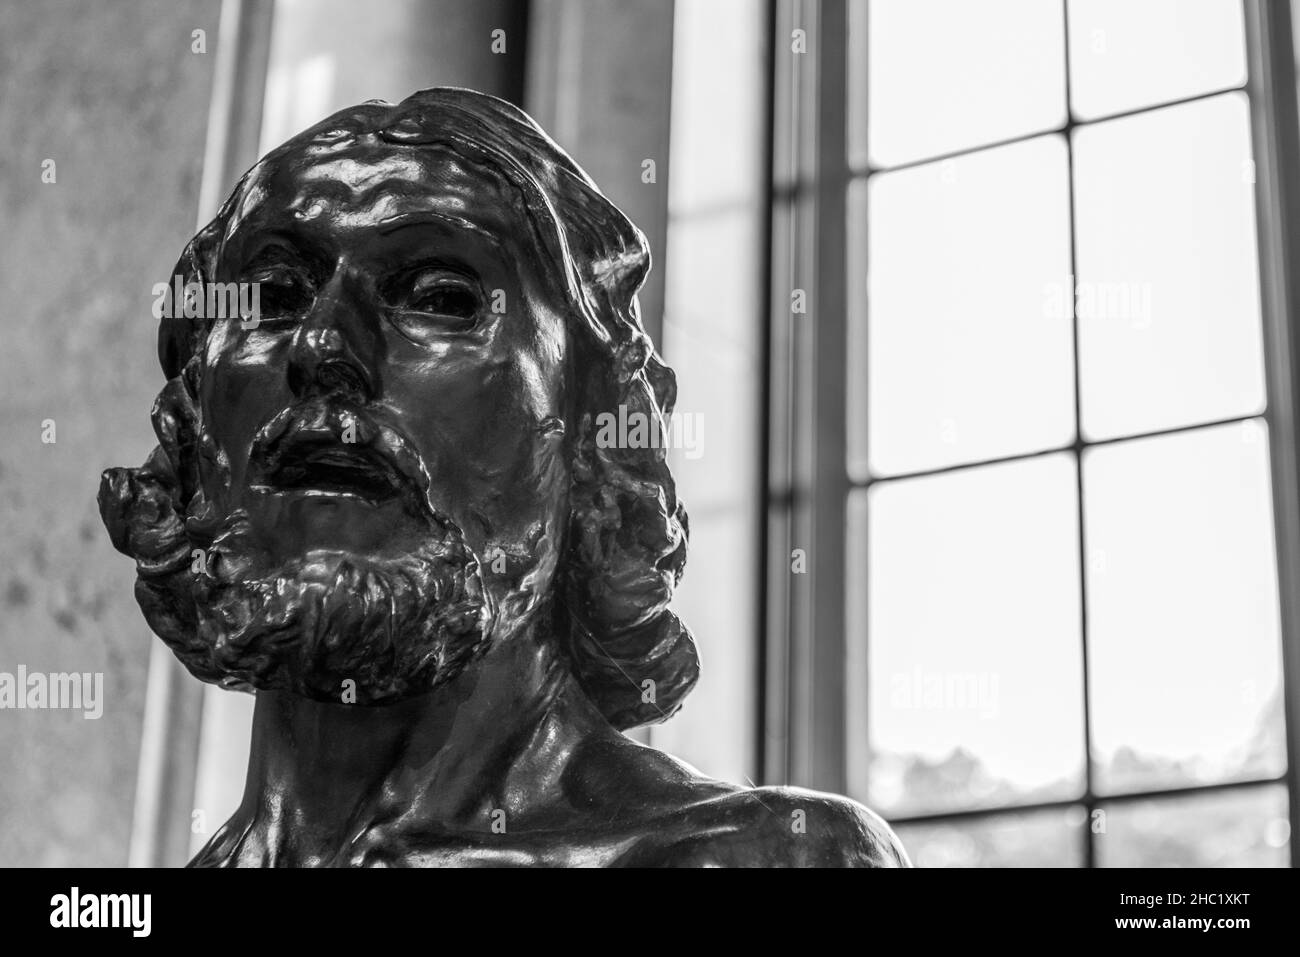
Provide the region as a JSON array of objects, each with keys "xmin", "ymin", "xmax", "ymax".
[
  {"xmin": 250, "ymin": 267, "xmax": 314, "ymax": 321},
  {"xmin": 410, "ymin": 280, "xmax": 479, "ymax": 320},
  {"xmin": 387, "ymin": 268, "xmax": 483, "ymax": 340}
]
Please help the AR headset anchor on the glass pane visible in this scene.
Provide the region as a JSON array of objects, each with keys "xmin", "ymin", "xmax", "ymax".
[
  {"xmin": 1097, "ymin": 785, "xmax": 1290, "ymax": 867},
  {"xmin": 866, "ymin": 454, "xmax": 1085, "ymax": 817},
  {"xmin": 865, "ymin": 0, "xmax": 1066, "ymax": 168},
  {"xmin": 1067, "ymin": 0, "xmax": 1247, "ymax": 122},
  {"xmin": 1085, "ymin": 421, "xmax": 1286, "ymax": 795},
  {"xmin": 667, "ymin": 0, "xmax": 764, "ymax": 214},
  {"xmin": 893, "ymin": 806, "xmax": 1086, "ymax": 867},
  {"xmin": 1073, "ymin": 93, "xmax": 1264, "ymax": 441},
  {"xmin": 664, "ymin": 209, "xmax": 759, "ymax": 505},
  {"xmin": 859, "ymin": 136, "xmax": 1075, "ymax": 478}
]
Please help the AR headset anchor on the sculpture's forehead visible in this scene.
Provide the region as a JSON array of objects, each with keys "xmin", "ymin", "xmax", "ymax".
[{"xmin": 224, "ymin": 137, "xmax": 525, "ymax": 248}]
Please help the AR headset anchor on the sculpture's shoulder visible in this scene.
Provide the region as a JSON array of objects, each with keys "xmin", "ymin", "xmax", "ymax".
[
  {"xmin": 628, "ymin": 783, "xmax": 910, "ymax": 868},
  {"xmin": 191, "ymin": 732, "xmax": 910, "ymax": 868},
  {"xmin": 574, "ymin": 739, "xmax": 909, "ymax": 867}
]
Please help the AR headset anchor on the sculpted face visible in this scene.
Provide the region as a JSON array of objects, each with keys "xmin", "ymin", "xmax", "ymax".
[
  {"xmin": 141, "ymin": 139, "xmax": 581, "ymax": 705},
  {"xmin": 102, "ymin": 88, "xmax": 699, "ymax": 730},
  {"xmin": 202, "ymin": 140, "xmax": 572, "ymax": 575}
]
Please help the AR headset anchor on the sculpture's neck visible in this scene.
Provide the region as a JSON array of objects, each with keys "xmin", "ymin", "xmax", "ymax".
[{"xmin": 219, "ymin": 619, "xmax": 591, "ymax": 865}]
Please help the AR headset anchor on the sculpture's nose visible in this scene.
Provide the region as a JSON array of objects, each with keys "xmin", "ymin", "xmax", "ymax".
[{"xmin": 286, "ymin": 291, "xmax": 378, "ymax": 401}]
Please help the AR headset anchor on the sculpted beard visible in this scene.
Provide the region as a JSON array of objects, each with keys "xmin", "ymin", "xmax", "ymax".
[
  {"xmin": 192, "ymin": 509, "xmax": 490, "ymax": 704},
  {"xmin": 101, "ymin": 392, "xmax": 493, "ymax": 706}
]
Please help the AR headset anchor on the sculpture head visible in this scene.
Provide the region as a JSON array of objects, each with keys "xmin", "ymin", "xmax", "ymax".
[{"xmin": 100, "ymin": 87, "xmax": 696, "ymax": 730}]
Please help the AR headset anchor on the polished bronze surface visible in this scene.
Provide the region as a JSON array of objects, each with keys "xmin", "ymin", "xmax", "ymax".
[{"xmin": 100, "ymin": 88, "xmax": 908, "ymax": 867}]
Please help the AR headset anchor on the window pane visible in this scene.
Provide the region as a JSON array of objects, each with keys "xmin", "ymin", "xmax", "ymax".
[
  {"xmin": 1097, "ymin": 785, "xmax": 1290, "ymax": 867},
  {"xmin": 865, "ymin": 454, "xmax": 1085, "ymax": 817},
  {"xmin": 667, "ymin": 0, "xmax": 764, "ymax": 214},
  {"xmin": 893, "ymin": 807, "xmax": 1085, "ymax": 867},
  {"xmin": 865, "ymin": 0, "xmax": 1066, "ymax": 168},
  {"xmin": 664, "ymin": 209, "xmax": 760, "ymax": 508},
  {"xmin": 1073, "ymin": 93, "xmax": 1264, "ymax": 441},
  {"xmin": 858, "ymin": 137, "xmax": 1075, "ymax": 478},
  {"xmin": 1067, "ymin": 0, "xmax": 1247, "ymax": 122},
  {"xmin": 1085, "ymin": 421, "xmax": 1286, "ymax": 795}
]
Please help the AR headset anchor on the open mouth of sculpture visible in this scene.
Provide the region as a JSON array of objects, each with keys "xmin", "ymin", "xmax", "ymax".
[{"xmin": 256, "ymin": 440, "xmax": 408, "ymax": 502}]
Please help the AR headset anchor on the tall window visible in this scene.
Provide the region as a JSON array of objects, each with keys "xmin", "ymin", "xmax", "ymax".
[{"xmin": 769, "ymin": 0, "xmax": 1297, "ymax": 866}]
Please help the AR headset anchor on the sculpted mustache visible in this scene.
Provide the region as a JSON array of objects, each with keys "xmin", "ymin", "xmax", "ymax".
[{"xmin": 247, "ymin": 400, "xmax": 438, "ymax": 514}]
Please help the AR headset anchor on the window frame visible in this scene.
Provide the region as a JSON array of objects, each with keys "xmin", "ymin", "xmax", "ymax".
[{"xmin": 763, "ymin": 0, "xmax": 1300, "ymax": 867}]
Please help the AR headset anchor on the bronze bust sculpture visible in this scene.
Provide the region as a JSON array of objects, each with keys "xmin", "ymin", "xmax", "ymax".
[{"xmin": 100, "ymin": 88, "xmax": 908, "ymax": 867}]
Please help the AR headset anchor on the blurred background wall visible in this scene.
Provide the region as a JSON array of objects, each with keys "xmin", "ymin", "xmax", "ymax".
[{"xmin": 0, "ymin": 0, "xmax": 221, "ymax": 866}]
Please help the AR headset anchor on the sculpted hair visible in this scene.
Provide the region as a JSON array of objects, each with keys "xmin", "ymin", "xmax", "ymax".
[{"xmin": 105, "ymin": 87, "xmax": 698, "ymax": 731}]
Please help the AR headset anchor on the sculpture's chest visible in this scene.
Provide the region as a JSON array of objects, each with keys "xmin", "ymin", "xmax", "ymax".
[{"xmin": 342, "ymin": 829, "xmax": 650, "ymax": 868}]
